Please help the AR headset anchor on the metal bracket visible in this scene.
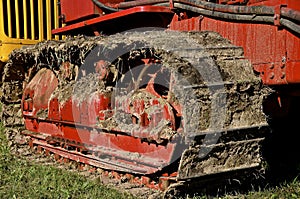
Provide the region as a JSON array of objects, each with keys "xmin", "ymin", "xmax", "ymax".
[
  {"xmin": 274, "ymin": 4, "xmax": 287, "ymax": 26},
  {"xmin": 169, "ymin": 0, "xmax": 174, "ymax": 10}
]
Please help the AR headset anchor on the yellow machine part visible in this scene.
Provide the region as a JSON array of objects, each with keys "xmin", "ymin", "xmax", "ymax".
[{"xmin": 0, "ymin": 0, "xmax": 61, "ymax": 62}]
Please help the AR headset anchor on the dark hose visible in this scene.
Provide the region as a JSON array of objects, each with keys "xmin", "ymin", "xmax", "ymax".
[
  {"xmin": 174, "ymin": 3, "xmax": 274, "ymax": 23},
  {"xmin": 176, "ymin": 0, "xmax": 274, "ymax": 15},
  {"xmin": 92, "ymin": 0, "xmax": 120, "ymax": 12},
  {"xmin": 280, "ymin": 18, "xmax": 300, "ymax": 35},
  {"xmin": 173, "ymin": 3, "xmax": 299, "ymax": 34},
  {"xmin": 281, "ymin": 7, "xmax": 300, "ymax": 23},
  {"xmin": 118, "ymin": 0, "xmax": 275, "ymax": 15}
]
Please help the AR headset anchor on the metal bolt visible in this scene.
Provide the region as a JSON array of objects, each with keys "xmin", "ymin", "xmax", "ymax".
[
  {"xmin": 282, "ymin": 56, "xmax": 286, "ymax": 63},
  {"xmin": 269, "ymin": 63, "xmax": 274, "ymax": 69},
  {"xmin": 269, "ymin": 72, "xmax": 275, "ymax": 79},
  {"xmin": 281, "ymin": 72, "xmax": 286, "ymax": 79}
]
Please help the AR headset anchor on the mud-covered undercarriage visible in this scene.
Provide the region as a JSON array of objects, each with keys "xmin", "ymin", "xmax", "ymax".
[{"xmin": 0, "ymin": 30, "xmax": 272, "ymax": 196}]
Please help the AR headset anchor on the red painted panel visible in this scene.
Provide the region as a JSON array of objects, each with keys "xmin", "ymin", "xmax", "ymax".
[
  {"xmin": 286, "ymin": 31, "xmax": 300, "ymax": 62},
  {"xmin": 61, "ymin": 125, "xmax": 175, "ymax": 162},
  {"xmin": 169, "ymin": 15, "xmax": 201, "ymax": 31},
  {"xmin": 285, "ymin": 0, "xmax": 300, "ymax": 11},
  {"xmin": 248, "ymin": 0, "xmax": 300, "ymax": 10},
  {"xmin": 60, "ymin": 0, "xmax": 100, "ymax": 23},
  {"xmin": 195, "ymin": 17, "xmax": 300, "ymax": 85},
  {"xmin": 24, "ymin": 119, "xmax": 37, "ymax": 132},
  {"xmin": 38, "ymin": 122, "xmax": 61, "ymax": 136},
  {"xmin": 87, "ymin": 93, "xmax": 111, "ymax": 124},
  {"xmin": 60, "ymin": 98, "xmax": 75, "ymax": 122},
  {"xmin": 48, "ymin": 98, "xmax": 60, "ymax": 120},
  {"xmin": 199, "ymin": 17, "xmax": 287, "ymax": 65},
  {"xmin": 80, "ymin": 101, "xmax": 89, "ymax": 125},
  {"xmin": 286, "ymin": 61, "xmax": 300, "ymax": 83}
]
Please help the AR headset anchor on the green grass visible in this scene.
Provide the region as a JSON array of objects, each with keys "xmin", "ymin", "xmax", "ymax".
[
  {"xmin": 218, "ymin": 180, "xmax": 300, "ymax": 199},
  {"xmin": 0, "ymin": 124, "xmax": 136, "ymax": 199},
  {"xmin": 184, "ymin": 179, "xmax": 300, "ymax": 199}
]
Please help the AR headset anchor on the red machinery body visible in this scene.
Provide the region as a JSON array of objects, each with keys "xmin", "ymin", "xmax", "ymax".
[
  {"xmin": 20, "ymin": 0, "xmax": 300, "ymax": 189},
  {"xmin": 22, "ymin": 67, "xmax": 178, "ymax": 176},
  {"xmin": 54, "ymin": 0, "xmax": 300, "ymax": 86}
]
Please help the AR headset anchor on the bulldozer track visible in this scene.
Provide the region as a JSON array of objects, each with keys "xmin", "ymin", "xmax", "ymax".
[{"xmin": 0, "ymin": 30, "xmax": 272, "ymax": 198}]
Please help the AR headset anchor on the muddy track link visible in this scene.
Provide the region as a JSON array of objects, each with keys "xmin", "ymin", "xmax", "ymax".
[{"xmin": 0, "ymin": 30, "xmax": 272, "ymax": 198}]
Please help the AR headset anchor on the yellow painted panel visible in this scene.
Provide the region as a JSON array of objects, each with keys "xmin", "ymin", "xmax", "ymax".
[
  {"xmin": 0, "ymin": 0, "xmax": 63, "ymax": 63},
  {"xmin": 30, "ymin": 0, "xmax": 35, "ymax": 40},
  {"xmin": 38, "ymin": 0, "xmax": 44, "ymax": 40},
  {"xmin": 7, "ymin": 0, "xmax": 12, "ymax": 37},
  {"xmin": 23, "ymin": 0, "xmax": 28, "ymax": 39},
  {"xmin": 15, "ymin": 0, "xmax": 20, "ymax": 39}
]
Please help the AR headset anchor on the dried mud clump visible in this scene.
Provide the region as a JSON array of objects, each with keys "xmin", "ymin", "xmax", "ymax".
[
  {"xmin": 182, "ymin": 31, "xmax": 272, "ymax": 133},
  {"xmin": 178, "ymin": 135, "xmax": 265, "ymax": 179},
  {"xmin": 176, "ymin": 31, "xmax": 273, "ymax": 179}
]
